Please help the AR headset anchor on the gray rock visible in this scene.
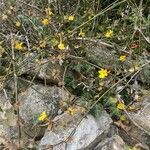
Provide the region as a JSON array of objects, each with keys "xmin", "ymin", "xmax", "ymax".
[
  {"xmin": 0, "ymin": 91, "xmax": 18, "ymax": 144},
  {"xmin": 94, "ymin": 135, "xmax": 125, "ymax": 150},
  {"xmin": 18, "ymin": 52, "xmax": 64, "ymax": 84},
  {"xmin": 0, "ymin": 124, "xmax": 10, "ymax": 144},
  {"xmin": 4, "ymin": 78, "xmax": 29, "ymax": 99},
  {"xmin": 137, "ymin": 63, "xmax": 150, "ymax": 85},
  {"xmin": 0, "ymin": 91, "xmax": 17, "ymax": 127},
  {"xmin": 38, "ymin": 108, "xmax": 112, "ymax": 150},
  {"xmin": 128, "ymin": 95, "xmax": 150, "ymax": 134},
  {"xmin": 119, "ymin": 94, "xmax": 150, "ymax": 148},
  {"xmin": 85, "ymin": 42, "xmax": 118, "ymax": 69},
  {"xmin": 0, "ymin": 90, "xmax": 12, "ymax": 111},
  {"xmin": 19, "ymin": 84, "xmax": 72, "ymax": 124}
]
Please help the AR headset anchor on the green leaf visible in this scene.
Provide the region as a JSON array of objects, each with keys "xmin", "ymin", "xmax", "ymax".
[{"xmin": 90, "ymin": 103, "xmax": 103, "ymax": 118}]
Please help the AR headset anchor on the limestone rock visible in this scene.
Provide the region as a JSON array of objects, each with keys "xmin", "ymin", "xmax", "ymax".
[
  {"xmin": 121, "ymin": 94, "xmax": 150, "ymax": 148},
  {"xmin": 19, "ymin": 84, "xmax": 72, "ymax": 124},
  {"xmin": 85, "ymin": 42, "xmax": 118, "ymax": 70},
  {"xmin": 0, "ymin": 90, "xmax": 12, "ymax": 111},
  {"xmin": 38, "ymin": 108, "xmax": 112, "ymax": 150},
  {"xmin": 0, "ymin": 91, "xmax": 18, "ymax": 144},
  {"xmin": 128, "ymin": 95, "xmax": 150, "ymax": 134},
  {"xmin": 94, "ymin": 135, "xmax": 125, "ymax": 150},
  {"xmin": 18, "ymin": 52, "xmax": 64, "ymax": 84}
]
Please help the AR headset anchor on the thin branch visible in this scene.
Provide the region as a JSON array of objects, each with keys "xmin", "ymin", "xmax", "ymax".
[
  {"xmin": 136, "ymin": 27, "xmax": 150, "ymax": 44},
  {"xmin": 11, "ymin": 34, "xmax": 21, "ymax": 147}
]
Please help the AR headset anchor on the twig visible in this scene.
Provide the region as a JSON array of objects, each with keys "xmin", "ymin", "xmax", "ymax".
[
  {"xmin": 56, "ymin": 0, "xmax": 62, "ymax": 15},
  {"xmin": 3, "ymin": 89, "xmax": 8, "ymax": 100},
  {"xmin": 136, "ymin": 27, "xmax": 150, "ymax": 44},
  {"xmin": 75, "ymin": 37, "xmax": 114, "ymax": 48},
  {"xmin": 25, "ymin": 36, "xmax": 31, "ymax": 51},
  {"xmin": 11, "ymin": 34, "xmax": 21, "ymax": 147},
  {"xmin": 63, "ymin": 66, "xmax": 68, "ymax": 86}
]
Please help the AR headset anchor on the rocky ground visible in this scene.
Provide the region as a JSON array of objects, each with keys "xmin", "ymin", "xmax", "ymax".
[{"xmin": 0, "ymin": 42, "xmax": 150, "ymax": 150}]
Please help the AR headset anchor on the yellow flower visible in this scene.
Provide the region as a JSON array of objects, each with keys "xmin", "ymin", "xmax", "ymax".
[
  {"xmin": 79, "ymin": 29, "xmax": 85, "ymax": 37},
  {"xmin": 119, "ymin": 55, "xmax": 126, "ymax": 62},
  {"xmin": 117, "ymin": 103, "xmax": 126, "ymax": 110},
  {"xmin": 104, "ymin": 29, "xmax": 113, "ymax": 38},
  {"xmin": 68, "ymin": 15, "xmax": 74, "ymax": 21},
  {"xmin": 67, "ymin": 107, "xmax": 75, "ymax": 115},
  {"xmin": 14, "ymin": 41, "xmax": 23, "ymax": 50},
  {"xmin": 45, "ymin": 7, "xmax": 52, "ymax": 16},
  {"xmin": 41, "ymin": 18, "xmax": 49, "ymax": 26},
  {"xmin": 58, "ymin": 42, "xmax": 65, "ymax": 50},
  {"xmin": 98, "ymin": 68, "xmax": 109, "ymax": 79},
  {"xmin": 15, "ymin": 21, "xmax": 21, "ymax": 27},
  {"xmin": 38, "ymin": 111, "xmax": 47, "ymax": 121}
]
